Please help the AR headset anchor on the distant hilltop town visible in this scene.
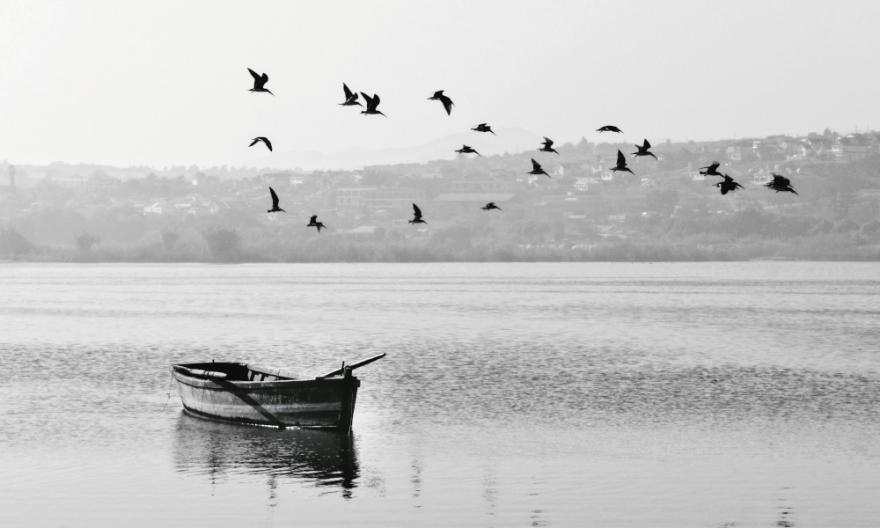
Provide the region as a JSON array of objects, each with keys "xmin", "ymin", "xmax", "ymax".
[{"xmin": 1, "ymin": 128, "xmax": 879, "ymax": 262}]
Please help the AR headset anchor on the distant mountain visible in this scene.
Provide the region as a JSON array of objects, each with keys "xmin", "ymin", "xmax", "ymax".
[{"xmin": 242, "ymin": 127, "xmax": 545, "ymax": 171}]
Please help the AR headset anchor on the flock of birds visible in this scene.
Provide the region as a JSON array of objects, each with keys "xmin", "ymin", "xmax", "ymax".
[{"xmin": 247, "ymin": 68, "xmax": 799, "ymax": 232}]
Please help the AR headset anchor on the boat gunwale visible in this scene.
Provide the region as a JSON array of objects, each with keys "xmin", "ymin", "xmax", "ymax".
[
  {"xmin": 171, "ymin": 371, "xmax": 355, "ymax": 391},
  {"xmin": 170, "ymin": 364, "xmax": 358, "ymax": 391}
]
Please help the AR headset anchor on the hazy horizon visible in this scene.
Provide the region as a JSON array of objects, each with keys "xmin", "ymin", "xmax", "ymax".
[{"xmin": 3, "ymin": 0, "xmax": 879, "ymax": 169}]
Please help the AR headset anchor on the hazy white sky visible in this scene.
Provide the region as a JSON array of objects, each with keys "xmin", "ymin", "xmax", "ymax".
[{"xmin": 1, "ymin": 0, "xmax": 879, "ymax": 167}]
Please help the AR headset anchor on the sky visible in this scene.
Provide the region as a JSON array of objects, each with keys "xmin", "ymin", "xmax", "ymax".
[{"xmin": 1, "ymin": 0, "xmax": 879, "ymax": 168}]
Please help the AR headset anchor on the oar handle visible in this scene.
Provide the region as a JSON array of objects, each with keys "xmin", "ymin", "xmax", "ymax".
[{"xmin": 317, "ymin": 353, "xmax": 386, "ymax": 379}]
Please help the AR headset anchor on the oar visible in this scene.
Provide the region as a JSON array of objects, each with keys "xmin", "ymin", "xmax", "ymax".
[
  {"xmin": 317, "ymin": 353, "xmax": 386, "ymax": 379},
  {"xmin": 174, "ymin": 365, "xmax": 228, "ymax": 380}
]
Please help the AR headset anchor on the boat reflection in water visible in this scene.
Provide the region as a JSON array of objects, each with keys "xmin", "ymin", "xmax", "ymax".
[{"xmin": 173, "ymin": 414, "xmax": 359, "ymax": 497}]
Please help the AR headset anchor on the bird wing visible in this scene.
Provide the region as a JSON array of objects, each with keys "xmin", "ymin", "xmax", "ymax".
[
  {"xmin": 643, "ymin": 139, "xmax": 651, "ymax": 149},
  {"xmin": 269, "ymin": 187, "xmax": 280, "ymax": 208},
  {"xmin": 248, "ymin": 68, "xmax": 260, "ymax": 80},
  {"xmin": 249, "ymin": 138, "xmax": 259, "ymax": 147},
  {"xmin": 543, "ymin": 137, "xmax": 554, "ymax": 148},
  {"xmin": 705, "ymin": 162, "xmax": 719, "ymax": 171},
  {"xmin": 263, "ymin": 138, "xmax": 273, "ymax": 151},
  {"xmin": 373, "ymin": 93, "xmax": 381, "ymax": 106},
  {"xmin": 616, "ymin": 150, "xmax": 626, "ymax": 166},
  {"xmin": 260, "ymin": 72, "xmax": 269, "ymax": 84},
  {"xmin": 440, "ymin": 95, "xmax": 453, "ymax": 115},
  {"xmin": 531, "ymin": 158, "xmax": 541, "ymax": 171},
  {"xmin": 309, "ymin": 215, "xmax": 317, "ymax": 224},
  {"xmin": 412, "ymin": 203, "xmax": 422, "ymax": 217},
  {"xmin": 360, "ymin": 92, "xmax": 373, "ymax": 107},
  {"xmin": 343, "ymin": 83, "xmax": 354, "ymax": 99}
]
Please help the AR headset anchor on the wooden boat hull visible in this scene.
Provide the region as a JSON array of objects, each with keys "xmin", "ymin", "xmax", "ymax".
[{"xmin": 171, "ymin": 363, "xmax": 360, "ymax": 432}]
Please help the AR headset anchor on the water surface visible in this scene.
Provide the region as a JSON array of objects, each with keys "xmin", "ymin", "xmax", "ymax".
[{"xmin": 1, "ymin": 262, "xmax": 878, "ymax": 527}]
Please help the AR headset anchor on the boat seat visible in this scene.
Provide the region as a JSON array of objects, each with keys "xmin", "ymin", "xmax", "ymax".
[{"xmin": 245, "ymin": 364, "xmax": 299, "ymax": 381}]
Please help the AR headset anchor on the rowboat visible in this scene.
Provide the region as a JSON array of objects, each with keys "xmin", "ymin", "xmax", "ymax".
[{"xmin": 170, "ymin": 353, "xmax": 385, "ymax": 433}]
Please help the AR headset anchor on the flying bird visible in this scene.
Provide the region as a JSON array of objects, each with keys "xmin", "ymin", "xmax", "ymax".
[
  {"xmin": 765, "ymin": 173, "xmax": 798, "ymax": 195},
  {"xmin": 529, "ymin": 158, "xmax": 550, "ymax": 178},
  {"xmin": 360, "ymin": 92, "xmax": 386, "ymax": 116},
  {"xmin": 481, "ymin": 202, "xmax": 502, "ymax": 211},
  {"xmin": 307, "ymin": 215, "xmax": 326, "ymax": 232},
  {"xmin": 632, "ymin": 139, "xmax": 657, "ymax": 159},
  {"xmin": 539, "ymin": 137, "xmax": 559, "ymax": 154},
  {"xmin": 249, "ymin": 137, "xmax": 273, "ymax": 152},
  {"xmin": 339, "ymin": 83, "xmax": 361, "ymax": 106},
  {"xmin": 471, "ymin": 123, "xmax": 496, "ymax": 135},
  {"xmin": 597, "ymin": 125, "xmax": 622, "ymax": 133},
  {"xmin": 247, "ymin": 68, "xmax": 273, "ymax": 95},
  {"xmin": 267, "ymin": 187, "xmax": 285, "ymax": 213},
  {"xmin": 455, "ymin": 144, "xmax": 481, "ymax": 156},
  {"xmin": 716, "ymin": 174, "xmax": 744, "ymax": 195},
  {"xmin": 699, "ymin": 162, "xmax": 723, "ymax": 176},
  {"xmin": 428, "ymin": 90, "xmax": 454, "ymax": 115},
  {"xmin": 611, "ymin": 150, "xmax": 634, "ymax": 174},
  {"xmin": 409, "ymin": 203, "xmax": 426, "ymax": 224}
]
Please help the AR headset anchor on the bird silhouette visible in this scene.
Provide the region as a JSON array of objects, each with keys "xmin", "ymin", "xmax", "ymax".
[
  {"xmin": 539, "ymin": 137, "xmax": 559, "ymax": 154},
  {"xmin": 409, "ymin": 203, "xmax": 426, "ymax": 224},
  {"xmin": 249, "ymin": 137, "xmax": 273, "ymax": 152},
  {"xmin": 700, "ymin": 162, "xmax": 723, "ymax": 176},
  {"xmin": 307, "ymin": 214, "xmax": 326, "ymax": 232},
  {"xmin": 716, "ymin": 174, "xmax": 744, "ymax": 195},
  {"xmin": 597, "ymin": 125, "xmax": 622, "ymax": 133},
  {"xmin": 360, "ymin": 92, "xmax": 386, "ymax": 116},
  {"xmin": 471, "ymin": 123, "xmax": 496, "ymax": 135},
  {"xmin": 339, "ymin": 83, "xmax": 361, "ymax": 106},
  {"xmin": 611, "ymin": 150, "xmax": 633, "ymax": 174},
  {"xmin": 267, "ymin": 187, "xmax": 285, "ymax": 213},
  {"xmin": 529, "ymin": 158, "xmax": 550, "ymax": 178},
  {"xmin": 247, "ymin": 68, "xmax": 274, "ymax": 95},
  {"xmin": 481, "ymin": 202, "xmax": 502, "ymax": 211},
  {"xmin": 428, "ymin": 90, "xmax": 454, "ymax": 115},
  {"xmin": 765, "ymin": 173, "xmax": 798, "ymax": 195},
  {"xmin": 632, "ymin": 139, "xmax": 657, "ymax": 159},
  {"xmin": 455, "ymin": 144, "xmax": 481, "ymax": 156}
]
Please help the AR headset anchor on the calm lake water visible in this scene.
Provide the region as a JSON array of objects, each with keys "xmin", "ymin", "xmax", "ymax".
[{"xmin": 1, "ymin": 262, "xmax": 879, "ymax": 527}]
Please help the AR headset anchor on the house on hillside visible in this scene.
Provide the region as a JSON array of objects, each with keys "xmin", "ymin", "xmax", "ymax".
[
  {"xmin": 840, "ymin": 134, "xmax": 877, "ymax": 161},
  {"xmin": 335, "ymin": 187, "xmax": 425, "ymax": 212},
  {"xmin": 143, "ymin": 201, "xmax": 165, "ymax": 215},
  {"xmin": 433, "ymin": 193, "xmax": 515, "ymax": 205}
]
